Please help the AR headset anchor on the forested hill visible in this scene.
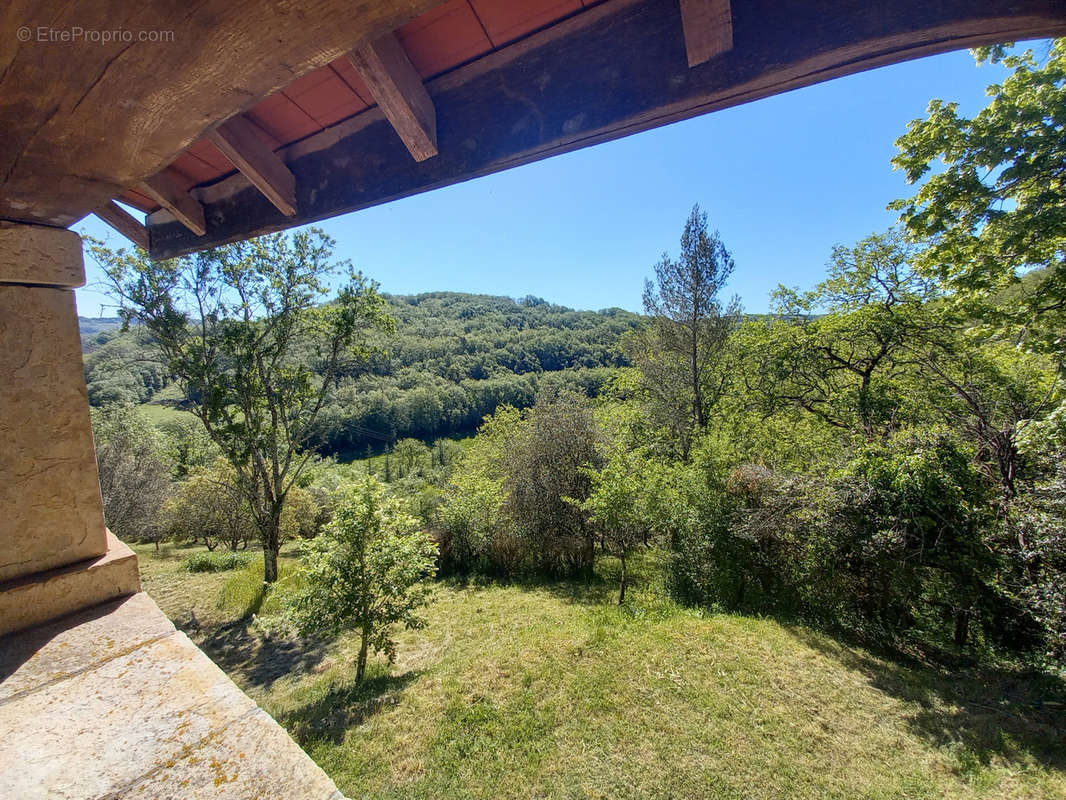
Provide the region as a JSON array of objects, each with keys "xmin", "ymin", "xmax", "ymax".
[
  {"xmin": 79, "ymin": 316, "xmax": 123, "ymax": 348},
  {"xmin": 314, "ymin": 292, "xmax": 640, "ymax": 454},
  {"xmin": 83, "ymin": 292, "xmax": 642, "ymax": 455}
]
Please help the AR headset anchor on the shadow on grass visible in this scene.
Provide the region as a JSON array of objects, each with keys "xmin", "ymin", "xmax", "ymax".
[
  {"xmin": 790, "ymin": 626, "xmax": 1066, "ymax": 773},
  {"xmin": 279, "ymin": 669, "xmax": 420, "ymax": 746},
  {"xmin": 196, "ymin": 615, "xmax": 330, "ymax": 689},
  {"xmin": 438, "ymin": 547, "xmax": 673, "ymax": 608},
  {"xmin": 438, "ymin": 571, "xmax": 617, "ymax": 607}
]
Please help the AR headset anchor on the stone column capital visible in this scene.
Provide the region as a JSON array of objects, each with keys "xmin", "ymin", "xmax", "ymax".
[{"xmin": 0, "ymin": 222, "xmax": 85, "ymax": 288}]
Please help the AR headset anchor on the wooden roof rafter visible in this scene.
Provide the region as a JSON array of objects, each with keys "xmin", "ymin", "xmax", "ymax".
[
  {"xmin": 679, "ymin": 0, "xmax": 733, "ymax": 66},
  {"xmin": 138, "ymin": 171, "xmax": 206, "ymax": 237},
  {"xmin": 349, "ymin": 32, "xmax": 438, "ymax": 162},
  {"xmin": 207, "ymin": 116, "xmax": 298, "ymax": 217},
  {"xmin": 94, "ymin": 201, "xmax": 149, "ymax": 251}
]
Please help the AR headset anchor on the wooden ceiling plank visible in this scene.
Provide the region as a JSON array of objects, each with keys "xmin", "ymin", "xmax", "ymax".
[
  {"xmin": 0, "ymin": 0, "xmax": 443, "ymax": 227},
  {"xmin": 95, "ymin": 201, "xmax": 149, "ymax": 250},
  {"xmin": 348, "ymin": 32, "xmax": 438, "ymax": 161},
  {"xmin": 208, "ymin": 116, "xmax": 297, "ymax": 216},
  {"xmin": 138, "ymin": 171, "xmax": 207, "ymax": 237},
  {"xmin": 679, "ymin": 0, "xmax": 733, "ymax": 67}
]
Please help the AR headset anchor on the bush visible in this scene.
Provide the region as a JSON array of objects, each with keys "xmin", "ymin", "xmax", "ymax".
[
  {"xmin": 667, "ymin": 428, "xmax": 1024, "ymax": 657},
  {"xmin": 182, "ymin": 550, "xmax": 254, "ymax": 573},
  {"xmin": 287, "ymin": 477, "xmax": 438, "ymax": 681}
]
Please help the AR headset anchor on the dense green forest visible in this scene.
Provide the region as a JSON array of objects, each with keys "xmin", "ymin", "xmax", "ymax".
[{"xmin": 83, "ymin": 293, "xmax": 640, "ymax": 453}]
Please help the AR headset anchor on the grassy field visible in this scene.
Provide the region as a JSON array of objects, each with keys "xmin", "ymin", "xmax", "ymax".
[{"xmin": 134, "ymin": 542, "xmax": 1066, "ymax": 800}]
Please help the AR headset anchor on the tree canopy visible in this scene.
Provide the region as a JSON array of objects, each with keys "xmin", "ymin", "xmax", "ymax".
[
  {"xmin": 892, "ymin": 39, "xmax": 1066, "ymax": 353},
  {"xmin": 90, "ymin": 228, "xmax": 393, "ymax": 582}
]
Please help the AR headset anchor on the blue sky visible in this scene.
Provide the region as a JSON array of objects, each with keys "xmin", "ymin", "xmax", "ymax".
[{"xmin": 75, "ymin": 44, "xmax": 1032, "ymax": 317}]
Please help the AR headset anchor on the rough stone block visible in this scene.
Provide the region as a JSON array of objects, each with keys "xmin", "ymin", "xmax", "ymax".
[
  {"xmin": 0, "ymin": 285, "xmax": 108, "ymax": 582},
  {"xmin": 0, "ymin": 222, "xmax": 85, "ymax": 288},
  {"xmin": 0, "ymin": 530, "xmax": 140, "ymax": 638}
]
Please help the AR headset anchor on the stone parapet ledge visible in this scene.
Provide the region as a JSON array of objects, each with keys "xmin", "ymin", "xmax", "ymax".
[
  {"xmin": 0, "ymin": 530, "xmax": 140, "ymax": 637},
  {"xmin": 0, "ymin": 592, "xmax": 347, "ymax": 799}
]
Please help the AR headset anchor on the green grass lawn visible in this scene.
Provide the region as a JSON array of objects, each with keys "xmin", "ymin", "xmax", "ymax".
[{"xmin": 133, "ymin": 542, "xmax": 1066, "ymax": 800}]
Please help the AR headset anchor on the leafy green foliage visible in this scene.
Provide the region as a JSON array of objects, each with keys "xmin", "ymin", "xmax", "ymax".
[
  {"xmin": 311, "ymin": 292, "xmax": 639, "ymax": 454},
  {"xmin": 84, "ymin": 328, "xmax": 172, "ymax": 406},
  {"xmin": 91, "ymin": 404, "xmax": 172, "ymax": 544},
  {"xmin": 162, "ymin": 459, "xmax": 257, "ymax": 552},
  {"xmin": 287, "ymin": 477, "xmax": 438, "ymax": 681},
  {"xmin": 182, "ymin": 550, "xmax": 254, "ymax": 573},
  {"xmin": 743, "ymin": 230, "xmax": 945, "ymax": 439},
  {"xmin": 891, "ymin": 39, "xmax": 1066, "ymax": 351}
]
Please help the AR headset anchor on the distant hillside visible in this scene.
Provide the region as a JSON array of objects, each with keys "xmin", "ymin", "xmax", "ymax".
[
  {"xmin": 79, "ymin": 316, "xmax": 124, "ymax": 352},
  {"xmin": 83, "ymin": 292, "xmax": 643, "ymax": 455}
]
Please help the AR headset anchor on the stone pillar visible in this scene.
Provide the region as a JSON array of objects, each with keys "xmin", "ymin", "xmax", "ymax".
[{"xmin": 0, "ymin": 222, "xmax": 139, "ymax": 636}]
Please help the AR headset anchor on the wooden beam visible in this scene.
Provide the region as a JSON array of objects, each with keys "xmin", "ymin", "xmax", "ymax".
[
  {"xmin": 679, "ymin": 0, "xmax": 733, "ymax": 67},
  {"xmin": 139, "ymin": 171, "xmax": 206, "ymax": 237},
  {"xmin": 208, "ymin": 116, "xmax": 297, "ymax": 216},
  {"xmin": 348, "ymin": 33, "xmax": 438, "ymax": 162},
  {"xmin": 95, "ymin": 202, "xmax": 149, "ymax": 250},
  {"xmin": 149, "ymin": 0, "xmax": 1066, "ymax": 258},
  {"xmin": 0, "ymin": 0, "xmax": 443, "ymax": 228}
]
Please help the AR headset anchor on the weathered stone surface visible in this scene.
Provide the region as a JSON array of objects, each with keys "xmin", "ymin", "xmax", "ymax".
[
  {"xmin": 0, "ymin": 284, "xmax": 108, "ymax": 582},
  {"xmin": 121, "ymin": 708, "xmax": 345, "ymax": 800},
  {"xmin": 0, "ymin": 591, "xmax": 346, "ymax": 799},
  {"xmin": 0, "ymin": 530, "xmax": 140, "ymax": 637},
  {"xmin": 0, "ymin": 222, "xmax": 85, "ymax": 287},
  {"xmin": 0, "ymin": 630, "xmax": 258, "ymax": 799},
  {"xmin": 0, "ymin": 591, "xmax": 169, "ymax": 702}
]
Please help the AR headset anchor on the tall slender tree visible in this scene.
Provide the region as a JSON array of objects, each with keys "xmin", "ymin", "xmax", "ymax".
[{"xmin": 640, "ymin": 204, "xmax": 740, "ymax": 443}]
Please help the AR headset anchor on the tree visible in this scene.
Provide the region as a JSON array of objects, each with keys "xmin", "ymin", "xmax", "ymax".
[
  {"xmin": 158, "ymin": 416, "xmax": 219, "ymax": 478},
  {"xmin": 502, "ymin": 391, "xmax": 603, "ymax": 575},
  {"xmin": 393, "ymin": 437, "xmax": 430, "ymax": 477},
  {"xmin": 915, "ymin": 340, "xmax": 1059, "ymax": 506},
  {"xmin": 744, "ymin": 230, "xmax": 944, "ymax": 440},
  {"xmin": 90, "ymin": 229, "xmax": 394, "ymax": 583},
  {"xmin": 641, "ymin": 204, "xmax": 740, "ymax": 442},
  {"xmin": 287, "ymin": 477, "xmax": 437, "ymax": 681},
  {"xmin": 91, "ymin": 405, "xmax": 172, "ymax": 548},
  {"xmin": 891, "ymin": 39, "xmax": 1066, "ymax": 353},
  {"xmin": 163, "ymin": 460, "xmax": 257, "ymax": 552},
  {"xmin": 579, "ymin": 444, "xmax": 653, "ymax": 604}
]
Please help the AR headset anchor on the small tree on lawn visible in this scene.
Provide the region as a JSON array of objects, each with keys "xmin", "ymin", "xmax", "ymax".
[
  {"xmin": 578, "ymin": 445, "xmax": 652, "ymax": 604},
  {"xmin": 287, "ymin": 476, "xmax": 438, "ymax": 681}
]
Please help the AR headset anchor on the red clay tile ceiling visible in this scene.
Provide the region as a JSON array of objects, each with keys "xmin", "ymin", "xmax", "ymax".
[{"xmin": 117, "ymin": 0, "xmax": 603, "ymax": 215}]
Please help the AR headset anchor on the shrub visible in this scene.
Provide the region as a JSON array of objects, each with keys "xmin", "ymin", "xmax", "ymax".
[
  {"xmin": 183, "ymin": 550, "xmax": 254, "ymax": 573},
  {"xmin": 287, "ymin": 477, "xmax": 438, "ymax": 681}
]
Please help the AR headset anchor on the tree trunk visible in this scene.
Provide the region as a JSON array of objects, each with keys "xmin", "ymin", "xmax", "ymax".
[
  {"xmin": 954, "ymin": 608, "xmax": 971, "ymax": 647},
  {"xmin": 691, "ymin": 324, "xmax": 705, "ymax": 430},
  {"xmin": 262, "ymin": 503, "xmax": 282, "ymax": 584},
  {"xmin": 618, "ymin": 550, "xmax": 627, "ymax": 605},
  {"xmin": 356, "ymin": 626, "xmax": 370, "ymax": 682}
]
